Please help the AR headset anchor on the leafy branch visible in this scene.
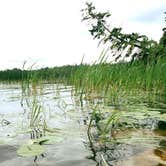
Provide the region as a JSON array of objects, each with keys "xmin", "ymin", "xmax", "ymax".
[{"xmin": 81, "ymin": 2, "xmax": 158, "ymax": 64}]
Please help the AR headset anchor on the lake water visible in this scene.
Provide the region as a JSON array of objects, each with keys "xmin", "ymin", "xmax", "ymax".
[{"xmin": 0, "ymin": 83, "xmax": 165, "ymax": 166}]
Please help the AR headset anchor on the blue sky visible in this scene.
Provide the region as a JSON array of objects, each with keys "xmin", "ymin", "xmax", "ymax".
[
  {"xmin": 131, "ymin": 5, "xmax": 165, "ymax": 23},
  {"xmin": 0, "ymin": 0, "xmax": 165, "ymax": 70}
]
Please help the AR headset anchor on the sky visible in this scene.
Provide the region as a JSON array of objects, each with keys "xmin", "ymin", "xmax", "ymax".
[{"xmin": 0, "ymin": 0, "xmax": 165, "ymax": 70}]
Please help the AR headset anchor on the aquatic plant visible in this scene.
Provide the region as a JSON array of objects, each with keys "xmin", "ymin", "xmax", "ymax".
[
  {"xmin": 17, "ymin": 63, "xmax": 65, "ymax": 163},
  {"xmin": 17, "ymin": 143, "xmax": 45, "ymax": 157}
]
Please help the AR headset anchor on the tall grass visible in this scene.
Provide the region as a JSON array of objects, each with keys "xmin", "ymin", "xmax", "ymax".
[
  {"xmin": 0, "ymin": 55, "xmax": 165, "ymax": 102},
  {"xmin": 71, "ymin": 57, "xmax": 166, "ymax": 104}
]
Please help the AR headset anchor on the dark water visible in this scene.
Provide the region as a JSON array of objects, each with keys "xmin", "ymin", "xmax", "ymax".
[{"xmin": 0, "ymin": 83, "xmax": 165, "ymax": 166}]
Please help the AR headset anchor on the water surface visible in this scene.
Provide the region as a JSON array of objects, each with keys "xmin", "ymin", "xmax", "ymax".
[{"xmin": 0, "ymin": 83, "xmax": 165, "ymax": 166}]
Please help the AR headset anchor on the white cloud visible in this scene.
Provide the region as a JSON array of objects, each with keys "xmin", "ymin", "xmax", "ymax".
[{"xmin": 0, "ymin": 0, "xmax": 165, "ymax": 69}]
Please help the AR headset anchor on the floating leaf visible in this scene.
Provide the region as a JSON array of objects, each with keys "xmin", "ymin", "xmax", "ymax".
[{"xmin": 17, "ymin": 144, "xmax": 44, "ymax": 157}]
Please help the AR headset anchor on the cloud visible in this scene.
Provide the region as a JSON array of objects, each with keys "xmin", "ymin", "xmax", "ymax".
[{"xmin": 130, "ymin": 5, "xmax": 166, "ymax": 23}]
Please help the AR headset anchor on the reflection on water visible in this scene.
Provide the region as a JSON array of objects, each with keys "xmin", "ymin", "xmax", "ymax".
[
  {"xmin": 0, "ymin": 83, "xmax": 96, "ymax": 166},
  {"xmin": 0, "ymin": 83, "xmax": 165, "ymax": 166}
]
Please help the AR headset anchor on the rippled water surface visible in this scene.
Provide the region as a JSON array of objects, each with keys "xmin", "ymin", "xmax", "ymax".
[
  {"xmin": 0, "ymin": 83, "xmax": 96, "ymax": 166},
  {"xmin": 0, "ymin": 83, "xmax": 165, "ymax": 166}
]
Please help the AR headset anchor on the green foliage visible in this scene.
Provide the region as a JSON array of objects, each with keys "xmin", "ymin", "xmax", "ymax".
[
  {"xmin": 0, "ymin": 68, "xmax": 23, "ymax": 81},
  {"xmin": 157, "ymin": 29, "xmax": 166, "ymax": 59},
  {"xmin": 0, "ymin": 65, "xmax": 78, "ymax": 82},
  {"xmin": 81, "ymin": 2, "xmax": 164, "ymax": 65},
  {"xmin": 71, "ymin": 58, "xmax": 166, "ymax": 100}
]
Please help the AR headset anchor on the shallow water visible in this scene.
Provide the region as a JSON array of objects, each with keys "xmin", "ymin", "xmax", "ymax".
[
  {"xmin": 0, "ymin": 83, "xmax": 96, "ymax": 166},
  {"xmin": 0, "ymin": 83, "xmax": 165, "ymax": 166}
]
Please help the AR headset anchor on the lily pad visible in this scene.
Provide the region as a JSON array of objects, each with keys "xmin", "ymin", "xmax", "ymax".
[{"xmin": 17, "ymin": 144, "xmax": 44, "ymax": 157}]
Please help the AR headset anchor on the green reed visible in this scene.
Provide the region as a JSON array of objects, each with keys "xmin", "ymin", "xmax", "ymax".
[{"xmin": 71, "ymin": 56, "xmax": 166, "ymax": 102}]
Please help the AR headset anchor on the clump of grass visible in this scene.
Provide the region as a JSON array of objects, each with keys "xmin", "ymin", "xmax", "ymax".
[{"xmin": 71, "ymin": 55, "xmax": 166, "ymax": 104}]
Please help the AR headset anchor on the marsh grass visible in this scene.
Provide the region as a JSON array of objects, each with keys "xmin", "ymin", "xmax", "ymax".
[
  {"xmin": 71, "ymin": 54, "xmax": 166, "ymax": 164},
  {"xmin": 0, "ymin": 54, "xmax": 165, "ymax": 164},
  {"xmin": 71, "ymin": 56, "xmax": 166, "ymax": 104}
]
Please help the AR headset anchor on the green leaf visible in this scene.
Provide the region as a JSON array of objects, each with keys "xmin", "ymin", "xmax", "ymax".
[
  {"xmin": 17, "ymin": 144, "xmax": 44, "ymax": 157},
  {"xmin": 33, "ymin": 136, "xmax": 64, "ymax": 145}
]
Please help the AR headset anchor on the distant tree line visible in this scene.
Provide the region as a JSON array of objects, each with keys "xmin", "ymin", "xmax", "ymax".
[{"xmin": 0, "ymin": 64, "xmax": 89, "ymax": 82}]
